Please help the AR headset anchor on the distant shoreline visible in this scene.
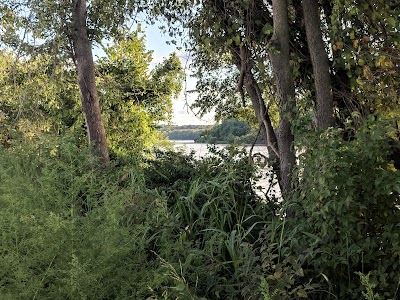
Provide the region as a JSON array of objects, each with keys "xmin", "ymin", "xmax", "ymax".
[{"xmin": 171, "ymin": 140, "xmax": 265, "ymax": 146}]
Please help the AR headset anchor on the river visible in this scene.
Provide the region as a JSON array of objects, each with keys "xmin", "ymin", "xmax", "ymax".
[
  {"xmin": 171, "ymin": 140, "xmax": 280, "ymax": 199},
  {"xmin": 172, "ymin": 140, "xmax": 269, "ymax": 158}
]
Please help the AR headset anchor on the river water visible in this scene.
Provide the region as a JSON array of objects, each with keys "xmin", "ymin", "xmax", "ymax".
[
  {"xmin": 172, "ymin": 140, "xmax": 269, "ymax": 158},
  {"xmin": 171, "ymin": 140, "xmax": 280, "ymax": 199}
]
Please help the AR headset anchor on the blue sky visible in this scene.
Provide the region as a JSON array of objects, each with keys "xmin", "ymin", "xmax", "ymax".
[{"xmin": 143, "ymin": 24, "xmax": 215, "ymax": 125}]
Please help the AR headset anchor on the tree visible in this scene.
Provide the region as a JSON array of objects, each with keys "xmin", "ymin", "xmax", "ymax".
[
  {"xmin": 321, "ymin": 0, "xmax": 399, "ymax": 124},
  {"xmin": 150, "ymin": 0, "xmax": 399, "ymax": 200},
  {"xmin": 268, "ymin": 0, "xmax": 297, "ymax": 197},
  {"xmin": 97, "ymin": 32, "xmax": 184, "ymax": 157},
  {"xmin": 72, "ymin": 0, "xmax": 108, "ymax": 161},
  {"xmin": 174, "ymin": 0, "xmax": 285, "ymax": 187},
  {"xmin": 0, "ymin": 32, "xmax": 183, "ymax": 158},
  {"xmin": 0, "ymin": 50, "xmax": 84, "ymax": 145},
  {"xmin": 302, "ymin": 0, "xmax": 334, "ymax": 129},
  {"xmin": 0, "ymin": 0, "xmax": 136, "ymax": 161},
  {"xmin": 195, "ymin": 118, "xmax": 251, "ymax": 144}
]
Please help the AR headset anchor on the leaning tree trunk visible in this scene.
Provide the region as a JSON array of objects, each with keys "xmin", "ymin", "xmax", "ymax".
[
  {"xmin": 302, "ymin": 0, "xmax": 334, "ymax": 129},
  {"xmin": 243, "ymin": 73, "xmax": 281, "ymax": 176},
  {"xmin": 268, "ymin": 0, "xmax": 297, "ymax": 199},
  {"xmin": 72, "ymin": 0, "xmax": 109, "ymax": 162},
  {"xmin": 232, "ymin": 45, "xmax": 281, "ymax": 181}
]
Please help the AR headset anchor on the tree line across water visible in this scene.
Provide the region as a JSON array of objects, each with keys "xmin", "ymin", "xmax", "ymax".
[
  {"xmin": 163, "ymin": 119, "xmax": 265, "ymax": 144},
  {"xmin": 161, "ymin": 124, "xmax": 207, "ymax": 141},
  {"xmin": 0, "ymin": 0, "xmax": 399, "ymax": 299}
]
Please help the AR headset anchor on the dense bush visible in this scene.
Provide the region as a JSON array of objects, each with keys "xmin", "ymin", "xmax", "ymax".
[
  {"xmin": 0, "ymin": 122, "xmax": 399, "ymax": 300},
  {"xmin": 0, "ymin": 138, "xmax": 269, "ymax": 299},
  {"xmin": 143, "ymin": 146, "xmax": 271, "ymax": 299},
  {"xmin": 0, "ymin": 138, "xmax": 156, "ymax": 299},
  {"xmin": 257, "ymin": 122, "xmax": 400, "ymax": 299},
  {"xmin": 291, "ymin": 122, "xmax": 400, "ymax": 299}
]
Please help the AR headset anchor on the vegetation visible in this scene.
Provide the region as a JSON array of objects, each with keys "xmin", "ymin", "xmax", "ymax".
[
  {"xmin": 153, "ymin": 0, "xmax": 400, "ymax": 196},
  {"xmin": 97, "ymin": 32, "xmax": 184, "ymax": 158},
  {"xmin": 162, "ymin": 125, "xmax": 208, "ymax": 141},
  {"xmin": 195, "ymin": 118, "xmax": 265, "ymax": 144},
  {"xmin": 0, "ymin": 0, "xmax": 399, "ymax": 299},
  {"xmin": 0, "ymin": 31, "xmax": 182, "ymax": 158},
  {"xmin": 1, "ymin": 127, "xmax": 399, "ymax": 299}
]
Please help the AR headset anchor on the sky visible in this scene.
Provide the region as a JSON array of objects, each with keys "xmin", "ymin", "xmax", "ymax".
[{"xmin": 143, "ymin": 24, "xmax": 215, "ymax": 126}]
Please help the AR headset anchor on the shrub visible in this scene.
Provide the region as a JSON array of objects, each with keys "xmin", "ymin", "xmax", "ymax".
[
  {"xmin": 2, "ymin": 120, "xmax": 398, "ymax": 300},
  {"xmin": 0, "ymin": 138, "xmax": 155, "ymax": 299},
  {"xmin": 144, "ymin": 146, "xmax": 271, "ymax": 299},
  {"xmin": 287, "ymin": 121, "xmax": 400, "ymax": 299}
]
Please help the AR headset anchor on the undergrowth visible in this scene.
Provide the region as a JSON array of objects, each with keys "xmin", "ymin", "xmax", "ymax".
[
  {"xmin": 0, "ymin": 137, "xmax": 154, "ymax": 299},
  {"xmin": 0, "ymin": 121, "xmax": 399, "ymax": 299}
]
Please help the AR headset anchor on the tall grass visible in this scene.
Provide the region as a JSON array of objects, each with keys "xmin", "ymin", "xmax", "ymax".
[
  {"xmin": 0, "ymin": 138, "xmax": 154, "ymax": 299},
  {"xmin": 1, "ymin": 123, "xmax": 399, "ymax": 299}
]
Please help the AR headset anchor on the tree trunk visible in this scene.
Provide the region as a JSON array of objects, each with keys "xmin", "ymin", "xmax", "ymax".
[
  {"xmin": 268, "ymin": 0, "xmax": 297, "ymax": 199},
  {"xmin": 244, "ymin": 74, "xmax": 280, "ymax": 156},
  {"xmin": 244, "ymin": 72, "xmax": 281, "ymax": 181},
  {"xmin": 231, "ymin": 45, "xmax": 281, "ymax": 179},
  {"xmin": 302, "ymin": 0, "xmax": 334, "ymax": 129},
  {"xmin": 72, "ymin": 0, "xmax": 109, "ymax": 162}
]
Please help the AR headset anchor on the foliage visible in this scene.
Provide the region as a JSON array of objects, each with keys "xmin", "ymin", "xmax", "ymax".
[
  {"xmin": 0, "ymin": 32, "xmax": 183, "ymax": 158},
  {"xmin": 144, "ymin": 149, "xmax": 196, "ymax": 199},
  {"xmin": 328, "ymin": 0, "xmax": 400, "ymax": 120},
  {"xmin": 0, "ymin": 137, "xmax": 156, "ymax": 299},
  {"xmin": 289, "ymin": 120, "xmax": 400, "ymax": 299},
  {"xmin": 166, "ymin": 129, "xmax": 202, "ymax": 141},
  {"xmin": 0, "ymin": 1, "xmax": 399, "ymax": 299},
  {"xmin": 0, "ymin": 0, "xmax": 137, "ymax": 50},
  {"xmin": 196, "ymin": 118, "xmax": 262, "ymax": 144},
  {"xmin": 143, "ymin": 146, "xmax": 271, "ymax": 299},
  {"xmin": 357, "ymin": 272, "xmax": 384, "ymax": 300},
  {"xmin": 97, "ymin": 31, "xmax": 184, "ymax": 157},
  {"xmin": 190, "ymin": 61, "xmax": 248, "ymax": 121},
  {"xmin": 0, "ymin": 50, "xmax": 84, "ymax": 146},
  {"xmin": 142, "ymin": 125, "xmax": 400, "ymax": 299},
  {"xmin": 162, "ymin": 125, "xmax": 208, "ymax": 141},
  {"xmin": 0, "ymin": 138, "xmax": 268, "ymax": 299},
  {"xmin": 1, "ymin": 119, "xmax": 399, "ymax": 299},
  {"xmin": 154, "ymin": 0, "xmax": 399, "ymax": 126}
]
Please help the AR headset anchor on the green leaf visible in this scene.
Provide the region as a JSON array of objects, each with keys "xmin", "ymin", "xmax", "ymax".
[
  {"xmin": 233, "ymin": 35, "xmax": 241, "ymax": 46},
  {"xmin": 295, "ymin": 267, "xmax": 304, "ymax": 277},
  {"xmin": 262, "ymin": 23, "xmax": 273, "ymax": 35},
  {"xmin": 297, "ymin": 288, "xmax": 308, "ymax": 298},
  {"xmin": 387, "ymin": 17, "xmax": 396, "ymax": 28}
]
